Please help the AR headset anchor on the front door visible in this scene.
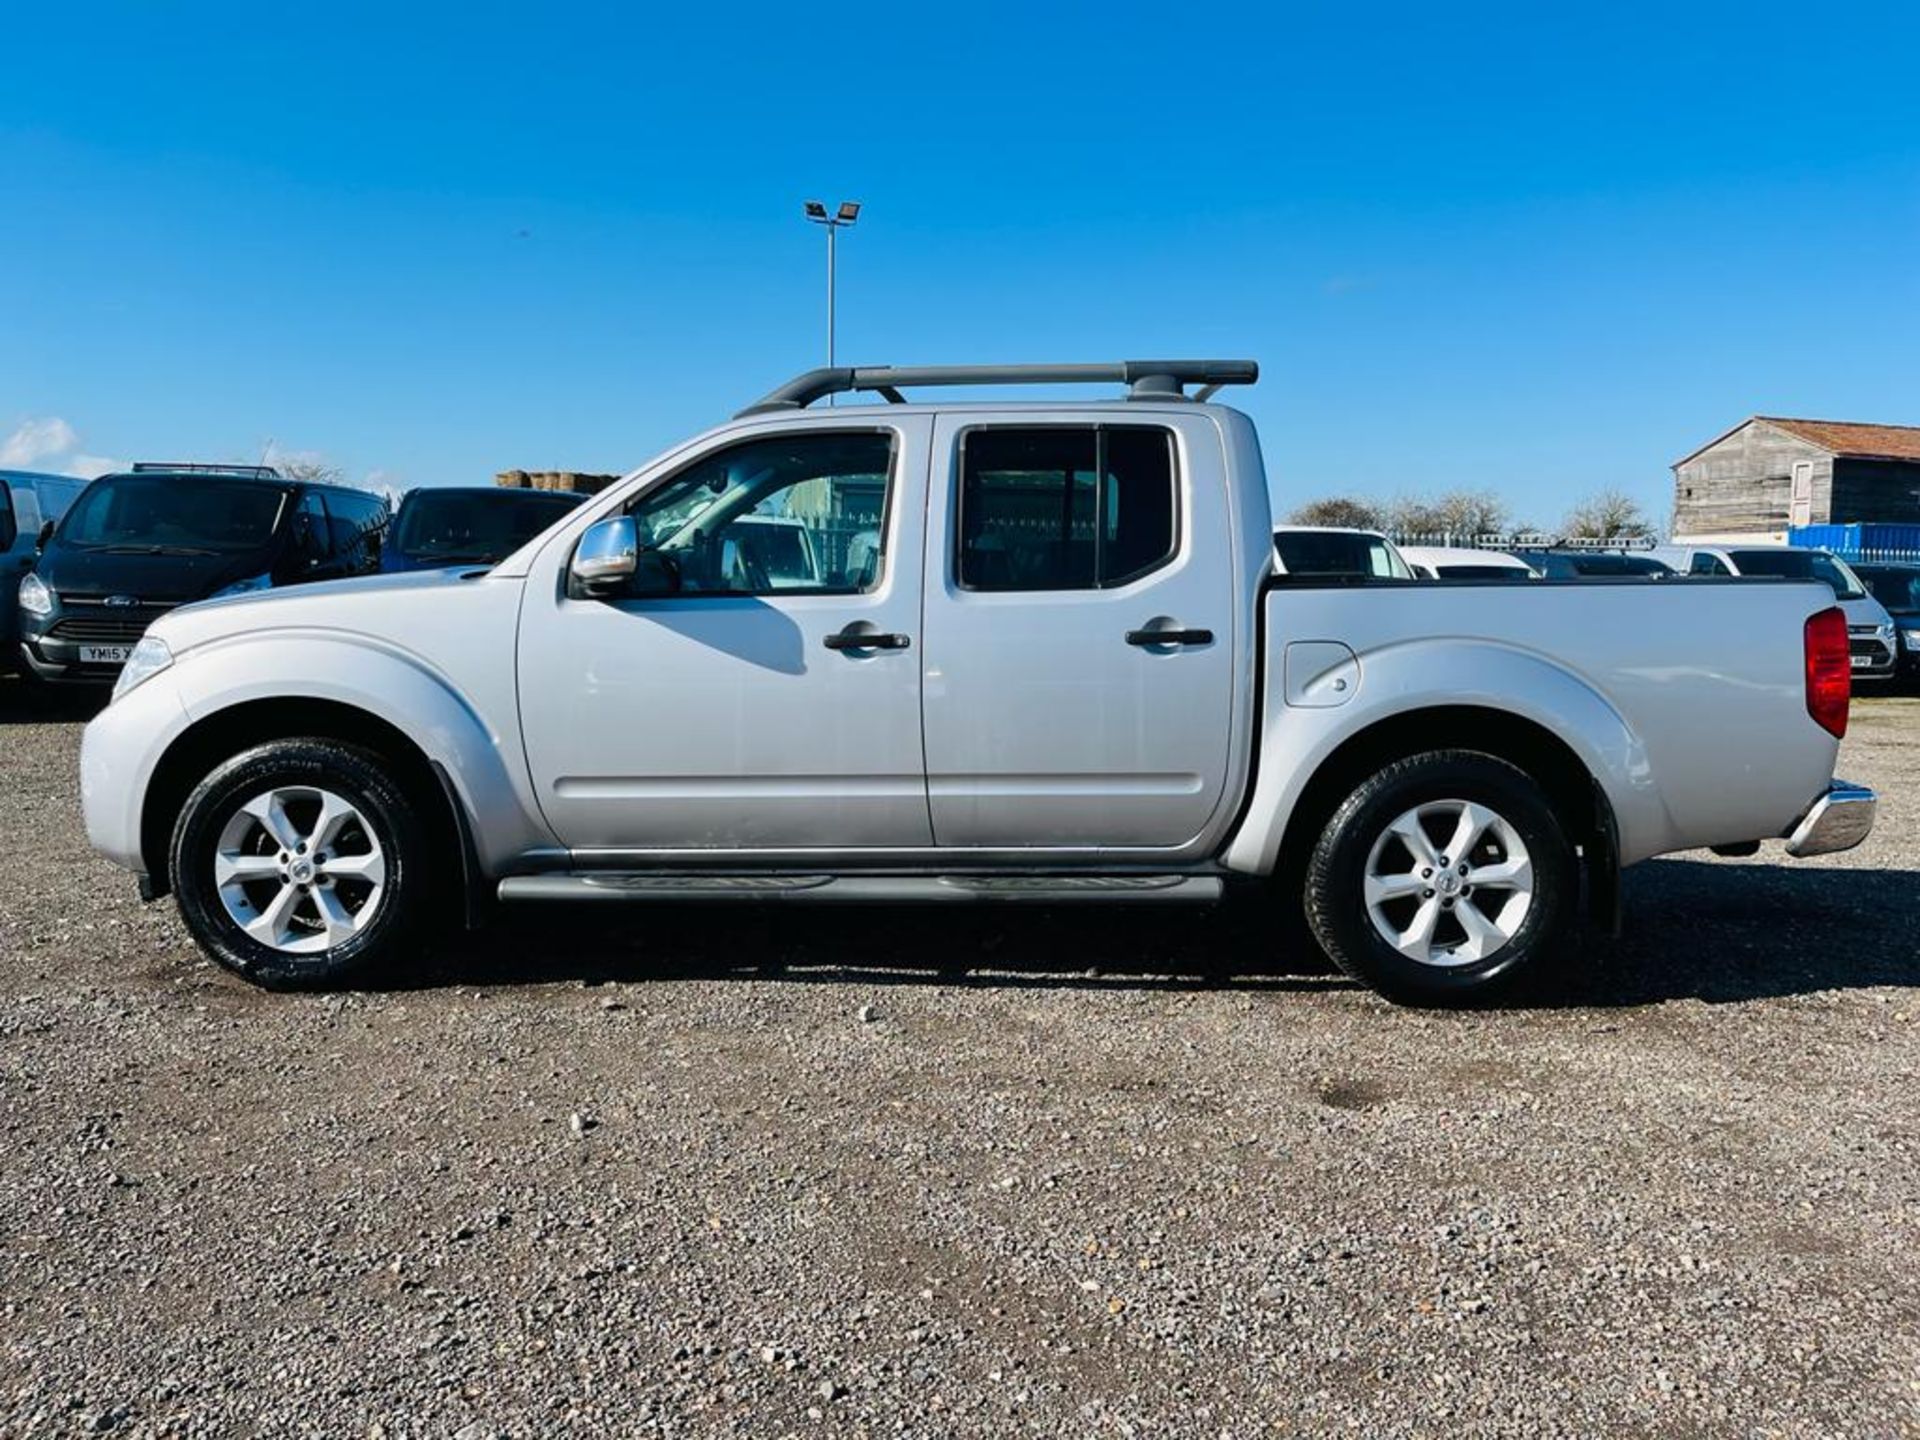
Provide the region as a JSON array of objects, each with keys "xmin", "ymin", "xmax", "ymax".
[
  {"xmin": 918, "ymin": 414, "xmax": 1239, "ymax": 850},
  {"xmin": 517, "ymin": 418, "xmax": 933, "ymax": 852}
]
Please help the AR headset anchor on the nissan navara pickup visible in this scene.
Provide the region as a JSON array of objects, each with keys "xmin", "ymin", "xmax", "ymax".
[{"xmin": 79, "ymin": 361, "xmax": 1877, "ymax": 1004}]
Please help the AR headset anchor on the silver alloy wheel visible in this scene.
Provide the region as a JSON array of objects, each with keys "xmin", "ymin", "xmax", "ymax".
[
  {"xmin": 213, "ymin": 786, "xmax": 387, "ymax": 955},
  {"xmin": 1362, "ymin": 798, "xmax": 1534, "ymax": 968}
]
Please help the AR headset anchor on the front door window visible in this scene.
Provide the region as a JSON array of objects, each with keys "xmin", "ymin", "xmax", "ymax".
[{"xmin": 625, "ymin": 431, "xmax": 893, "ymax": 595}]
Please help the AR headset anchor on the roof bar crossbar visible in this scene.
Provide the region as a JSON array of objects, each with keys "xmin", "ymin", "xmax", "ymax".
[
  {"xmin": 129, "ymin": 462, "xmax": 284, "ymax": 478},
  {"xmin": 736, "ymin": 359, "xmax": 1258, "ymax": 417}
]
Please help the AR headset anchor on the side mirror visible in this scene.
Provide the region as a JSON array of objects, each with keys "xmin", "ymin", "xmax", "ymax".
[
  {"xmin": 35, "ymin": 520, "xmax": 54, "ymax": 552},
  {"xmin": 571, "ymin": 516, "xmax": 639, "ymax": 595}
]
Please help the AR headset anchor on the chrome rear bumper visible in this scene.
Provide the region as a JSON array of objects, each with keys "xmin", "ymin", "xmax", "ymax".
[{"xmin": 1784, "ymin": 781, "xmax": 1877, "ymax": 859}]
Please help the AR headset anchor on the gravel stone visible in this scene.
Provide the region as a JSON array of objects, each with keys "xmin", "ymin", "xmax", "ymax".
[{"xmin": 1, "ymin": 684, "xmax": 1916, "ymax": 1435}]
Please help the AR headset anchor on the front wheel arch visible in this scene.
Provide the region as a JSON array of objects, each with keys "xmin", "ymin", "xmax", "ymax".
[{"xmin": 140, "ymin": 698, "xmax": 460, "ymax": 901}]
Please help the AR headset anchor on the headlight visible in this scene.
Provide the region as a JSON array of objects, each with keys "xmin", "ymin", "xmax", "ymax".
[
  {"xmin": 1905, "ymin": 628, "xmax": 1920, "ymax": 650},
  {"xmin": 111, "ymin": 635, "xmax": 173, "ymax": 702},
  {"xmin": 210, "ymin": 573, "xmax": 273, "ymax": 599},
  {"xmin": 17, "ymin": 571, "xmax": 52, "ymax": 618}
]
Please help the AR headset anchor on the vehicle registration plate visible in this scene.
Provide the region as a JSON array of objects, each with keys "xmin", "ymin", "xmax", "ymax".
[
  {"xmin": 80, "ymin": 645, "xmax": 133, "ymax": 665},
  {"xmin": 1850, "ymin": 654, "xmax": 1874, "ymax": 669}
]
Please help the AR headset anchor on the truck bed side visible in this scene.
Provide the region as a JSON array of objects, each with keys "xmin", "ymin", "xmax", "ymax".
[{"xmin": 1224, "ymin": 578, "xmax": 1842, "ymax": 873}]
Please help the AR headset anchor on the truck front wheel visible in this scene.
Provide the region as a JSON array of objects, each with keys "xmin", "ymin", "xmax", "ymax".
[
  {"xmin": 168, "ymin": 738, "xmax": 427, "ymax": 989},
  {"xmin": 1304, "ymin": 750, "xmax": 1577, "ymax": 1005}
]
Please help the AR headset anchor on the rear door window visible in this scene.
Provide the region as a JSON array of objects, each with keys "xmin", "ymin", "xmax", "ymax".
[{"xmin": 957, "ymin": 426, "xmax": 1177, "ymax": 591}]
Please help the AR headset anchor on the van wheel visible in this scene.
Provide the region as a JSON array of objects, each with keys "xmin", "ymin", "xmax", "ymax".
[
  {"xmin": 169, "ymin": 739, "xmax": 425, "ymax": 989},
  {"xmin": 1304, "ymin": 750, "xmax": 1577, "ymax": 1005}
]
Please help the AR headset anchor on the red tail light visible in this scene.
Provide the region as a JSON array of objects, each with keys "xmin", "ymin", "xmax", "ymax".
[{"xmin": 1805, "ymin": 606, "xmax": 1850, "ymax": 738}]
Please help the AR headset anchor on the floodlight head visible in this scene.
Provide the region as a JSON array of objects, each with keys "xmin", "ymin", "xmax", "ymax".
[
  {"xmin": 803, "ymin": 200, "xmax": 828, "ymax": 220},
  {"xmin": 837, "ymin": 201, "xmax": 861, "ymax": 222}
]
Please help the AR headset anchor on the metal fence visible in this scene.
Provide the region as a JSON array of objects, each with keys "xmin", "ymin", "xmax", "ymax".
[
  {"xmin": 1385, "ymin": 532, "xmax": 1657, "ymax": 552},
  {"xmin": 1379, "ymin": 536, "xmax": 1920, "ymax": 569},
  {"xmin": 1850, "ymin": 548, "xmax": 1920, "ymax": 567},
  {"xmin": 805, "ymin": 510, "xmax": 885, "ymax": 582}
]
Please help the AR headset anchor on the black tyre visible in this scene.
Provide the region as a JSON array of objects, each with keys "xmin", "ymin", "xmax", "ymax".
[
  {"xmin": 169, "ymin": 738, "xmax": 426, "ymax": 989},
  {"xmin": 1304, "ymin": 749, "xmax": 1578, "ymax": 1005}
]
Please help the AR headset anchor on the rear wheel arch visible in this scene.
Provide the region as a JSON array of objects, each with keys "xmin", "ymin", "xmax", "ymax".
[
  {"xmin": 140, "ymin": 697, "xmax": 461, "ymax": 898},
  {"xmin": 1275, "ymin": 705, "xmax": 1616, "ymax": 888}
]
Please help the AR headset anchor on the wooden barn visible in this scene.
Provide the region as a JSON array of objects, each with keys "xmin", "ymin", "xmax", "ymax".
[{"xmin": 1671, "ymin": 416, "xmax": 1920, "ymax": 542}]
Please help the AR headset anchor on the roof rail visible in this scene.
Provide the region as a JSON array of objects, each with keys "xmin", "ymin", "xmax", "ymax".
[
  {"xmin": 130, "ymin": 461, "xmax": 284, "ymax": 479},
  {"xmin": 736, "ymin": 359, "xmax": 1258, "ymax": 417}
]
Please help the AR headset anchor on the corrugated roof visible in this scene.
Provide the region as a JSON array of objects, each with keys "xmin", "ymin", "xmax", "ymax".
[
  {"xmin": 1756, "ymin": 417, "xmax": 1920, "ymax": 461},
  {"xmin": 1673, "ymin": 415, "xmax": 1920, "ymax": 468}
]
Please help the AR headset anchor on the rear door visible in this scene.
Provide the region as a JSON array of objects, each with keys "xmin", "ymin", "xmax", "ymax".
[{"xmin": 918, "ymin": 412, "xmax": 1238, "ymax": 850}]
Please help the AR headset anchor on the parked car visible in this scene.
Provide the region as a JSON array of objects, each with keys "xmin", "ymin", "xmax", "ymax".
[
  {"xmin": 2, "ymin": 469, "xmax": 90, "ymax": 675},
  {"xmin": 382, "ymin": 486, "xmax": 586, "ymax": 573},
  {"xmin": 19, "ymin": 463, "xmax": 388, "ymax": 686},
  {"xmin": 1398, "ymin": 545, "xmax": 1539, "ymax": 581},
  {"xmin": 1853, "ymin": 562, "xmax": 1920, "ymax": 679},
  {"xmin": 1657, "ymin": 544, "xmax": 1897, "ymax": 685},
  {"xmin": 1509, "ymin": 547, "xmax": 1674, "ymax": 580},
  {"xmin": 1272, "ymin": 525, "xmax": 1413, "ymax": 581},
  {"xmin": 80, "ymin": 359, "xmax": 1874, "ymax": 1006},
  {"xmin": 721, "ymin": 513, "xmax": 825, "ymax": 589}
]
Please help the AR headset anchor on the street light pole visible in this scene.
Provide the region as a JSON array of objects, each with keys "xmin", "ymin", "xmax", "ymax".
[{"xmin": 804, "ymin": 200, "xmax": 860, "ymax": 398}]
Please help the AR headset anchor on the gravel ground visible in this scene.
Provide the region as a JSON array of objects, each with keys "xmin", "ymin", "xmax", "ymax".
[{"xmin": 2, "ymin": 687, "xmax": 1916, "ymax": 1438}]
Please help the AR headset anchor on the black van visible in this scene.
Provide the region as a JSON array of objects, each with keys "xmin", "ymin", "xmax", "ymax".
[{"xmin": 18, "ymin": 463, "xmax": 389, "ymax": 685}]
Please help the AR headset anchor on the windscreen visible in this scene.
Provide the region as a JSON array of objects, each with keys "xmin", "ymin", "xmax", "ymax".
[
  {"xmin": 1560, "ymin": 553, "xmax": 1672, "ymax": 577},
  {"xmin": 57, "ymin": 475, "xmax": 286, "ymax": 555},
  {"xmin": 1856, "ymin": 566, "xmax": 1920, "ymax": 613},
  {"xmin": 1816, "ymin": 552, "xmax": 1868, "ymax": 601},
  {"xmin": 395, "ymin": 489, "xmax": 581, "ymax": 561},
  {"xmin": 1730, "ymin": 549, "xmax": 1864, "ymax": 598},
  {"xmin": 1274, "ymin": 530, "xmax": 1411, "ymax": 579}
]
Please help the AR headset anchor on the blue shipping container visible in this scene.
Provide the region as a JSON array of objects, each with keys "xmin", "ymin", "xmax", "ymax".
[{"xmin": 1790, "ymin": 523, "xmax": 1920, "ymax": 561}]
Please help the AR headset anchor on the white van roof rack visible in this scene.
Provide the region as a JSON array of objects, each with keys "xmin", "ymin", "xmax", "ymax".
[
  {"xmin": 737, "ymin": 360, "xmax": 1258, "ymax": 417},
  {"xmin": 129, "ymin": 462, "xmax": 284, "ymax": 479}
]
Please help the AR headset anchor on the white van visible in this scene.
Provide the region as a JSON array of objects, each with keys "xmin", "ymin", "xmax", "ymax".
[
  {"xmin": 1658, "ymin": 543, "xmax": 1897, "ymax": 683},
  {"xmin": 1398, "ymin": 545, "xmax": 1539, "ymax": 581}
]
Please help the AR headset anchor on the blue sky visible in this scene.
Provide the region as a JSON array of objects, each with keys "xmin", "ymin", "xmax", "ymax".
[{"xmin": 4, "ymin": 1, "xmax": 1917, "ymax": 527}]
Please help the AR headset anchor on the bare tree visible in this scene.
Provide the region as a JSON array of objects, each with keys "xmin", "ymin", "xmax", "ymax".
[
  {"xmin": 1286, "ymin": 496, "xmax": 1382, "ymax": 529},
  {"xmin": 1562, "ymin": 488, "xmax": 1653, "ymax": 540},
  {"xmin": 272, "ymin": 457, "xmax": 346, "ymax": 486},
  {"xmin": 1384, "ymin": 488, "xmax": 1510, "ymax": 540}
]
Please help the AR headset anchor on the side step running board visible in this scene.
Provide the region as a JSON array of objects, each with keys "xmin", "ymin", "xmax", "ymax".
[{"xmin": 496, "ymin": 873, "xmax": 1224, "ymax": 905}]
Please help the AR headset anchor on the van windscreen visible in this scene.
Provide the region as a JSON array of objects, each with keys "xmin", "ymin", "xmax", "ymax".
[
  {"xmin": 58, "ymin": 476, "xmax": 286, "ymax": 555},
  {"xmin": 394, "ymin": 489, "xmax": 581, "ymax": 561}
]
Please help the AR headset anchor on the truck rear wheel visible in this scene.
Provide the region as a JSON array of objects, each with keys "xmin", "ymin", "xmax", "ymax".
[
  {"xmin": 168, "ymin": 738, "xmax": 426, "ymax": 989},
  {"xmin": 1304, "ymin": 750, "xmax": 1577, "ymax": 1005}
]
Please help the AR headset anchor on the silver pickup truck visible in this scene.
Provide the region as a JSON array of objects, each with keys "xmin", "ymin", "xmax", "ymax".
[{"xmin": 79, "ymin": 360, "xmax": 1876, "ymax": 1004}]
